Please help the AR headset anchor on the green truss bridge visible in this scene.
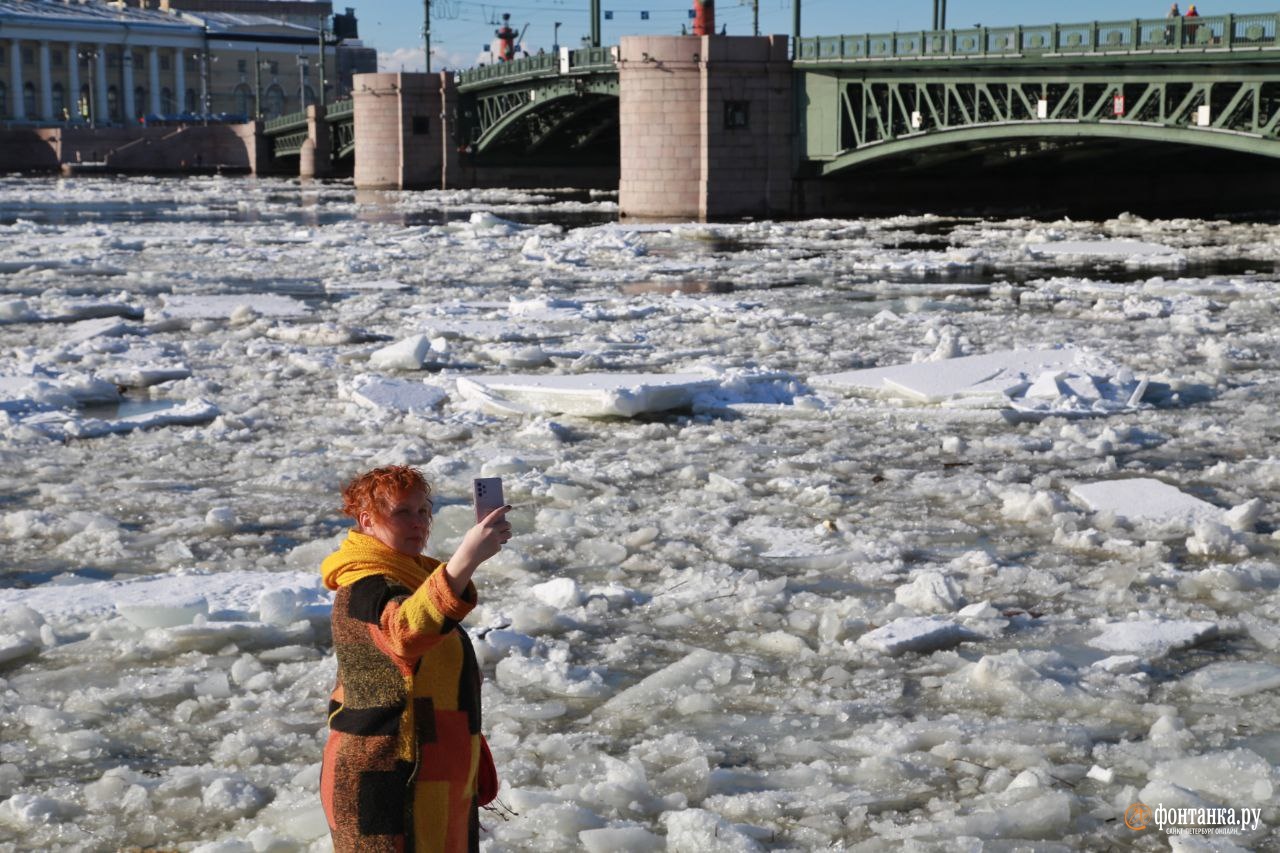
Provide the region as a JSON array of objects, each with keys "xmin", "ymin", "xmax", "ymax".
[
  {"xmin": 796, "ymin": 10, "xmax": 1280, "ymax": 176},
  {"xmin": 260, "ymin": 10, "xmax": 1280, "ymax": 216}
]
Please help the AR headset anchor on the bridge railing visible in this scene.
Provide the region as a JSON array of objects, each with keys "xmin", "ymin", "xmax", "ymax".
[
  {"xmin": 797, "ymin": 11, "xmax": 1280, "ymax": 62},
  {"xmin": 264, "ymin": 110, "xmax": 308, "ymax": 133},
  {"xmin": 326, "ymin": 98, "xmax": 354, "ymax": 121},
  {"xmin": 456, "ymin": 46, "xmax": 618, "ymax": 90}
]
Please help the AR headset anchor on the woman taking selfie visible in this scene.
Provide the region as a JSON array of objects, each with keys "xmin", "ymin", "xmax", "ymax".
[{"xmin": 319, "ymin": 465, "xmax": 511, "ymax": 853}]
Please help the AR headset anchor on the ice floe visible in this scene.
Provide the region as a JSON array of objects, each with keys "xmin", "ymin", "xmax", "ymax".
[
  {"xmin": 343, "ymin": 374, "xmax": 448, "ymax": 415},
  {"xmin": 1069, "ymin": 478, "xmax": 1225, "ymax": 530},
  {"xmin": 1089, "ymin": 619, "xmax": 1219, "ymax": 659},
  {"xmin": 857, "ymin": 616, "xmax": 977, "ymax": 656},
  {"xmin": 813, "ymin": 347, "xmax": 1147, "ymax": 415},
  {"xmin": 148, "ymin": 293, "xmax": 310, "ymax": 323},
  {"xmin": 1025, "ymin": 238, "xmax": 1183, "ymax": 262},
  {"xmin": 456, "ymin": 372, "xmax": 720, "ymax": 418},
  {"xmin": 1184, "ymin": 661, "xmax": 1280, "ymax": 698}
]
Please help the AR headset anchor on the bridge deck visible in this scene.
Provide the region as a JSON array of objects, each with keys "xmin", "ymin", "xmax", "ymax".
[{"xmin": 797, "ymin": 11, "xmax": 1280, "ymax": 65}]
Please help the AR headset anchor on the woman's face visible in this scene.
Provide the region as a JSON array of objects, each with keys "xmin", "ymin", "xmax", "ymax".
[{"xmin": 359, "ymin": 486, "xmax": 432, "ymax": 555}]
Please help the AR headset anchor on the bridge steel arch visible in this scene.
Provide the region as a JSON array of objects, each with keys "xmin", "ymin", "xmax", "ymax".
[
  {"xmin": 454, "ymin": 48, "xmax": 620, "ymax": 157},
  {"xmin": 464, "ymin": 76, "xmax": 619, "ymax": 154},
  {"xmin": 798, "ymin": 7, "xmax": 1280, "ymax": 179},
  {"xmin": 806, "ymin": 69, "xmax": 1280, "ymax": 176}
]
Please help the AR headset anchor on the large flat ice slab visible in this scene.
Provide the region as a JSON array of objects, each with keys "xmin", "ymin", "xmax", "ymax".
[
  {"xmin": 1026, "ymin": 239, "xmax": 1182, "ymax": 260},
  {"xmin": 1070, "ymin": 478, "xmax": 1225, "ymax": 528},
  {"xmin": 456, "ymin": 373, "xmax": 719, "ymax": 418},
  {"xmin": 595, "ymin": 648, "xmax": 735, "ymax": 716},
  {"xmin": 345, "ymin": 375, "xmax": 447, "ymax": 415},
  {"xmin": 813, "ymin": 348, "xmax": 1143, "ymax": 415},
  {"xmin": 1089, "ymin": 619, "xmax": 1219, "ymax": 659},
  {"xmin": 1185, "ymin": 662, "xmax": 1280, "ymax": 698},
  {"xmin": 149, "ymin": 294, "xmax": 309, "ymax": 322},
  {"xmin": 857, "ymin": 616, "xmax": 975, "ymax": 656}
]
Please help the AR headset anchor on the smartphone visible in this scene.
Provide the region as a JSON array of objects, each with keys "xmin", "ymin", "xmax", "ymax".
[{"xmin": 473, "ymin": 477, "xmax": 505, "ymax": 522}]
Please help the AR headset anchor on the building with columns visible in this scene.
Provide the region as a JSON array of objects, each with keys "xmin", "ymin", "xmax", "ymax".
[{"xmin": 0, "ymin": 0, "xmax": 373, "ymax": 125}]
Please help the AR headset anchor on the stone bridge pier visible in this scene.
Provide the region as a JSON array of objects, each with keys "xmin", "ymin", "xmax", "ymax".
[
  {"xmin": 352, "ymin": 71, "xmax": 460, "ymax": 189},
  {"xmin": 618, "ymin": 35, "xmax": 794, "ymax": 220},
  {"xmin": 299, "ymin": 105, "xmax": 332, "ymax": 179}
]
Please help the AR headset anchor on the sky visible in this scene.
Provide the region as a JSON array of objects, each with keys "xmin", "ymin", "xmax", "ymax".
[{"xmin": 359, "ymin": 1, "xmax": 1213, "ymax": 71}]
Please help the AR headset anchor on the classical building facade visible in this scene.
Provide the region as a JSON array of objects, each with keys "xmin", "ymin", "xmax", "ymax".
[{"xmin": 0, "ymin": 0, "xmax": 374, "ymax": 124}]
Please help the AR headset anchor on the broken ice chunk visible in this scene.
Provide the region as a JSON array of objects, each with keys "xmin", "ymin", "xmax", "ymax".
[
  {"xmin": 857, "ymin": 616, "xmax": 975, "ymax": 656},
  {"xmin": 456, "ymin": 373, "xmax": 719, "ymax": 418},
  {"xmin": 149, "ymin": 293, "xmax": 308, "ymax": 322},
  {"xmin": 1025, "ymin": 239, "xmax": 1181, "ymax": 260},
  {"xmin": 1060, "ymin": 374, "xmax": 1100, "ymax": 400},
  {"xmin": 1070, "ymin": 478, "xmax": 1225, "ymax": 532},
  {"xmin": 816, "ymin": 348, "xmax": 1077, "ymax": 404},
  {"xmin": 346, "ymin": 375, "xmax": 447, "ymax": 414},
  {"xmin": 115, "ymin": 592, "xmax": 209, "ymax": 629},
  {"xmin": 1185, "ymin": 661, "xmax": 1280, "ymax": 698},
  {"xmin": 894, "ymin": 571, "xmax": 962, "ymax": 613},
  {"xmin": 368, "ymin": 335, "xmax": 434, "ymax": 371},
  {"xmin": 1088, "ymin": 619, "xmax": 1218, "ymax": 660},
  {"xmin": 596, "ymin": 649, "xmax": 734, "ymax": 715},
  {"xmin": 0, "ymin": 636, "xmax": 38, "ymax": 665},
  {"xmin": 1024, "ymin": 371, "xmax": 1064, "ymax": 399},
  {"xmin": 579, "ymin": 827, "xmax": 663, "ymax": 853}
]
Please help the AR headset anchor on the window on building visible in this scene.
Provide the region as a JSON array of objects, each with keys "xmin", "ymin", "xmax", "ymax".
[
  {"xmin": 185, "ymin": 53, "xmax": 199, "ymax": 72},
  {"xmin": 0, "ymin": 46, "xmax": 6, "ymax": 64},
  {"xmin": 160, "ymin": 54, "xmax": 171, "ymax": 71},
  {"xmin": 269, "ymin": 61, "xmax": 279, "ymax": 75},
  {"xmin": 134, "ymin": 86, "xmax": 146, "ymax": 120},
  {"xmin": 108, "ymin": 53, "xmax": 119, "ymax": 68},
  {"xmin": 724, "ymin": 100, "xmax": 750, "ymax": 129},
  {"xmin": 0, "ymin": 82, "xmax": 6, "ymax": 119},
  {"xmin": 160, "ymin": 87, "xmax": 174, "ymax": 115},
  {"xmin": 132, "ymin": 51, "xmax": 144, "ymax": 68},
  {"xmin": 22, "ymin": 47, "xmax": 33, "ymax": 66},
  {"xmin": 52, "ymin": 82, "xmax": 65, "ymax": 118},
  {"xmin": 234, "ymin": 83, "xmax": 252, "ymax": 117},
  {"xmin": 185, "ymin": 88, "xmax": 197, "ymax": 113},
  {"xmin": 237, "ymin": 59, "xmax": 247, "ymax": 73},
  {"xmin": 23, "ymin": 82, "xmax": 35, "ymax": 117},
  {"xmin": 52, "ymin": 49, "xmax": 64, "ymax": 67},
  {"xmin": 264, "ymin": 84, "xmax": 284, "ymax": 118},
  {"xmin": 107, "ymin": 85, "xmax": 120, "ymax": 121}
]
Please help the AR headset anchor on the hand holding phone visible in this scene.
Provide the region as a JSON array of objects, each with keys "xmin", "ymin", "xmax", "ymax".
[{"xmin": 473, "ymin": 477, "xmax": 506, "ymax": 523}]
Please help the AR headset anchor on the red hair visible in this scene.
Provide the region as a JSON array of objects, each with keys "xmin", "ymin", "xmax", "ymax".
[{"xmin": 341, "ymin": 465, "xmax": 431, "ymax": 523}]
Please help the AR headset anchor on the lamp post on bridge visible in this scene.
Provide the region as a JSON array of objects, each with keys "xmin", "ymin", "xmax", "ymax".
[
  {"xmin": 77, "ymin": 46, "xmax": 97, "ymax": 127},
  {"xmin": 793, "ymin": 0, "xmax": 801, "ymax": 57},
  {"xmin": 296, "ymin": 53, "xmax": 307, "ymax": 112},
  {"xmin": 554, "ymin": 21, "xmax": 561, "ymax": 53},
  {"xmin": 590, "ymin": 0, "xmax": 601, "ymax": 47},
  {"xmin": 423, "ymin": 0, "xmax": 432, "ymax": 73},
  {"xmin": 932, "ymin": 0, "xmax": 948, "ymax": 29}
]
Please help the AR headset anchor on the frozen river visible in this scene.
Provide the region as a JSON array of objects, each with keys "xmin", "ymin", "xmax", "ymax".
[{"xmin": 0, "ymin": 176, "xmax": 1278, "ymax": 851}]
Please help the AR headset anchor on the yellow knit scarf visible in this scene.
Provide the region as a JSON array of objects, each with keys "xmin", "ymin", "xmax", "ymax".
[{"xmin": 320, "ymin": 529, "xmax": 438, "ymax": 591}]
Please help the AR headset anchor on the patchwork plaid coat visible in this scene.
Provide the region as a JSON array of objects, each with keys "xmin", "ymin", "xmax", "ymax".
[{"xmin": 320, "ymin": 563, "xmax": 485, "ymax": 853}]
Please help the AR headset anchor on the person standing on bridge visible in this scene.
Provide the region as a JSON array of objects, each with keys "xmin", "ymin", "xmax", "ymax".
[
  {"xmin": 1165, "ymin": 4, "xmax": 1180, "ymax": 45},
  {"xmin": 1184, "ymin": 4, "xmax": 1201, "ymax": 44}
]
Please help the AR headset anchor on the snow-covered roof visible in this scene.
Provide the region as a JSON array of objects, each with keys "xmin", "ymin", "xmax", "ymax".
[
  {"xmin": 0, "ymin": 0, "xmax": 321, "ymax": 38},
  {"xmin": 195, "ymin": 11, "xmax": 321, "ymax": 36},
  {"xmin": 0, "ymin": 0, "xmax": 195, "ymax": 28}
]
